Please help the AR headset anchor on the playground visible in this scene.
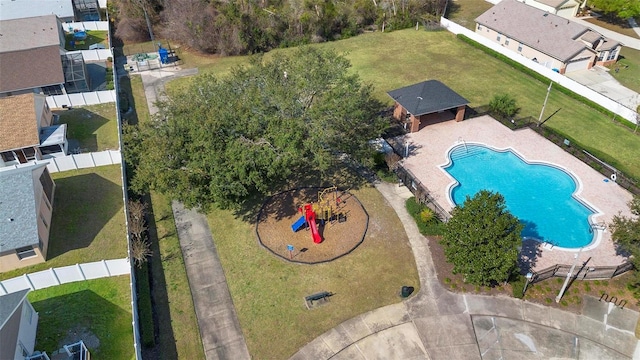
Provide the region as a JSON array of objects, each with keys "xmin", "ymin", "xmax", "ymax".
[{"xmin": 256, "ymin": 187, "xmax": 369, "ymax": 264}]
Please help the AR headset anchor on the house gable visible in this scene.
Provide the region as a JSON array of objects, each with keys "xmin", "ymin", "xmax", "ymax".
[{"xmin": 0, "ymin": 164, "xmax": 50, "ymax": 254}]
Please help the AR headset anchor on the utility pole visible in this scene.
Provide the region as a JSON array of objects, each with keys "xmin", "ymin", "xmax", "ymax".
[
  {"xmin": 135, "ymin": 0, "xmax": 156, "ymax": 50},
  {"xmin": 556, "ymin": 248, "xmax": 583, "ymax": 303},
  {"xmin": 537, "ymin": 81, "xmax": 552, "ymax": 126}
]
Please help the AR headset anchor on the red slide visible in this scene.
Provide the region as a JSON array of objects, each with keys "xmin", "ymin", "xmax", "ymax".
[{"xmin": 304, "ymin": 204, "xmax": 323, "ymax": 244}]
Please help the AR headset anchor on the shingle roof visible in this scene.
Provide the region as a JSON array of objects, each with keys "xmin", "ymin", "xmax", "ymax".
[
  {"xmin": 0, "ymin": 93, "xmax": 40, "ymax": 152},
  {"xmin": 0, "ymin": 15, "xmax": 65, "ymax": 93},
  {"xmin": 0, "ymin": 289, "xmax": 29, "ymax": 330},
  {"xmin": 0, "ymin": 0, "xmax": 75, "ymax": 21},
  {"xmin": 0, "ymin": 164, "xmax": 46, "ymax": 253},
  {"xmin": 476, "ymin": 0, "xmax": 594, "ymax": 62},
  {"xmin": 0, "ymin": 15, "xmax": 63, "ymax": 52},
  {"xmin": 0, "ymin": 46, "xmax": 65, "ymax": 93},
  {"xmin": 387, "ymin": 80, "xmax": 469, "ymax": 117}
]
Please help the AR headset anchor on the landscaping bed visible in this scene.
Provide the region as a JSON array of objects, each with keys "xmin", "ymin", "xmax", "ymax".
[{"xmin": 429, "ymin": 234, "xmax": 640, "ymax": 313}]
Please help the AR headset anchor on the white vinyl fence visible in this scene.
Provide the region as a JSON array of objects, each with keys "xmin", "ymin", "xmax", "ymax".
[
  {"xmin": 440, "ymin": 17, "xmax": 638, "ymax": 124},
  {"xmin": 45, "ymin": 150, "xmax": 122, "ymax": 173},
  {"xmin": 78, "ymin": 49, "xmax": 113, "ymax": 62},
  {"xmin": 63, "ymin": 21, "xmax": 110, "ymax": 32},
  {"xmin": 47, "ymin": 90, "xmax": 117, "ymax": 108},
  {"xmin": 0, "ymin": 259, "xmax": 130, "ymax": 296}
]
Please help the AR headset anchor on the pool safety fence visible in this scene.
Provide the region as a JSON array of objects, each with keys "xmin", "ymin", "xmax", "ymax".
[
  {"xmin": 529, "ymin": 261, "xmax": 634, "ymax": 284},
  {"xmin": 527, "ymin": 123, "xmax": 640, "ymax": 196},
  {"xmin": 395, "ymin": 165, "xmax": 451, "ymax": 222}
]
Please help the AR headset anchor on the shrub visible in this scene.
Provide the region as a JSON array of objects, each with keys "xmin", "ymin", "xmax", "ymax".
[
  {"xmin": 510, "ymin": 274, "xmax": 526, "ymax": 299},
  {"xmin": 135, "ymin": 263, "xmax": 155, "ymax": 348},
  {"xmin": 489, "ymin": 94, "xmax": 518, "ymax": 118},
  {"xmin": 420, "ymin": 208, "xmax": 435, "ymax": 223},
  {"xmin": 545, "ymin": 297, "xmax": 553, "ymax": 303},
  {"xmin": 406, "ymin": 197, "xmax": 445, "ymax": 235}
]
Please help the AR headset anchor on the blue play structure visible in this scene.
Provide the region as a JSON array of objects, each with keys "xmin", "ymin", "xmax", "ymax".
[
  {"xmin": 291, "ymin": 216, "xmax": 306, "ymax": 232},
  {"xmin": 158, "ymin": 47, "xmax": 169, "ymax": 64}
]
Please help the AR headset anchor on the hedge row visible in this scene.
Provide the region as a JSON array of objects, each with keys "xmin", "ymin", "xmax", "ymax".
[{"xmin": 456, "ymin": 34, "xmax": 635, "ymax": 129}]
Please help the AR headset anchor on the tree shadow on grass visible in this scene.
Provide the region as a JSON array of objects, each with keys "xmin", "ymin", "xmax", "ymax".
[
  {"xmin": 142, "ymin": 194, "xmax": 179, "ymax": 360},
  {"xmin": 47, "ymin": 173, "xmax": 122, "ymax": 260},
  {"xmin": 57, "ymin": 108, "xmax": 109, "ymax": 152},
  {"xmin": 31, "ymin": 289, "xmax": 130, "ymax": 356},
  {"xmin": 231, "ymin": 159, "xmax": 372, "ymax": 223}
]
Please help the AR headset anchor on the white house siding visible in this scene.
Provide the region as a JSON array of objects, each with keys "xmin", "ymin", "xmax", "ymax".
[
  {"xmin": 557, "ymin": 4, "xmax": 578, "ymax": 17},
  {"xmin": 521, "ymin": 0, "xmax": 555, "ymax": 13},
  {"xmin": 15, "ymin": 301, "xmax": 38, "ymax": 360}
]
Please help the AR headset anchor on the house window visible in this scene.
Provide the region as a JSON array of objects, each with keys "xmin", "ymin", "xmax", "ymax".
[
  {"xmin": 40, "ymin": 213, "xmax": 49, "ymax": 229},
  {"xmin": 39, "ymin": 237, "xmax": 44, "ymax": 251},
  {"xmin": 477, "ymin": 24, "xmax": 482, "ymax": 31},
  {"xmin": 39, "ymin": 169, "xmax": 54, "ymax": 204},
  {"xmin": 1, "ymin": 151, "xmax": 16, "ymax": 162},
  {"xmin": 598, "ymin": 52, "xmax": 605, "ymax": 61},
  {"xmin": 517, "ymin": 44, "xmax": 523, "ymax": 52},
  {"xmin": 505, "ymin": 38, "xmax": 510, "ymax": 46},
  {"xmin": 607, "ymin": 49, "xmax": 618, "ymax": 61},
  {"xmin": 23, "ymin": 147, "xmax": 36, "ymax": 161},
  {"xmin": 496, "ymin": 34, "xmax": 501, "ymax": 41},
  {"xmin": 19, "ymin": 341, "xmax": 29, "ymax": 357},
  {"xmin": 16, "ymin": 246, "xmax": 37, "ymax": 260}
]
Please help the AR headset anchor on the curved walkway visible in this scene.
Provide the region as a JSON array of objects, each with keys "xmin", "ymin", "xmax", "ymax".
[{"xmin": 291, "ymin": 182, "xmax": 640, "ymax": 359}]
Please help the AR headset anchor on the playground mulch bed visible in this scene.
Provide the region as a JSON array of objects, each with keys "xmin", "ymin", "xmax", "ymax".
[{"xmin": 256, "ymin": 188, "xmax": 368, "ymax": 264}]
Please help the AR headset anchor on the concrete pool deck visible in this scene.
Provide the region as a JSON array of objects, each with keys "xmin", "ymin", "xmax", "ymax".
[{"xmin": 396, "ymin": 115, "xmax": 634, "ymax": 270}]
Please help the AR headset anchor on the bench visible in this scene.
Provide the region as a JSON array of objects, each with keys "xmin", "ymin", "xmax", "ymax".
[{"xmin": 305, "ymin": 291, "xmax": 332, "ymax": 302}]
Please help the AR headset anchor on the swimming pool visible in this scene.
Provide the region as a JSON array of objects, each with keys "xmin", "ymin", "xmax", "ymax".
[{"xmin": 443, "ymin": 144, "xmax": 596, "ymax": 248}]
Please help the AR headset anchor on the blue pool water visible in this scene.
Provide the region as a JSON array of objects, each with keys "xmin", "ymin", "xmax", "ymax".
[{"xmin": 444, "ymin": 144, "xmax": 595, "ymax": 248}]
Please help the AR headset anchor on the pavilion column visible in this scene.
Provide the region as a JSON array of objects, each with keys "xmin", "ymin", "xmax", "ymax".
[
  {"xmin": 455, "ymin": 106, "xmax": 466, "ymax": 122},
  {"xmin": 410, "ymin": 115, "xmax": 420, "ymax": 132}
]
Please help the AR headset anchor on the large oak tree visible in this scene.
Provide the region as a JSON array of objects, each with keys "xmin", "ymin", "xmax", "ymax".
[
  {"xmin": 125, "ymin": 48, "xmax": 386, "ymax": 209},
  {"xmin": 610, "ymin": 197, "xmax": 640, "ymax": 286},
  {"xmin": 442, "ymin": 190, "xmax": 523, "ymax": 286}
]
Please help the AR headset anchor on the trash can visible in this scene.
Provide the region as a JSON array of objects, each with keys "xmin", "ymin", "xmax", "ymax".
[{"xmin": 400, "ymin": 286, "xmax": 414, "ymax": 298}]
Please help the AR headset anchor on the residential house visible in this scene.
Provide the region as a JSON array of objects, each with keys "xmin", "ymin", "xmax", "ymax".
[
  {"xmin": 0, "ymin": 290, "xmax": 39, "ymax": 360},
  {"xmin": 0, "ymin": 0, "xmax": 75, "ymax": 22},
  {"xmin": 0, "ymin": 93, "xmax": 68, "ymax": 167},
  {"xmin": 0, "ymin": 14, "xmax": 90, "ymax": 97},
  {"xmin": 0, "ymin": 164, "xmax": 55, "ymax": 272},
  {"xmin": 475, "ymin": 0, "xmax": 621, "ymax": 74},
  {"xmin": 387, "ymin": 80, "xmax": 469, "ymax": 133},
  {"xmin": 518, "ymin": 0, "xmax": 581, "ymax": 17}
]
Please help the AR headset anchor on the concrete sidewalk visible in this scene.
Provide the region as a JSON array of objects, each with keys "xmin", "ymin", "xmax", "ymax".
[
  {"xmin": 291, "ymin": 182, "xmax": 640, "ymax": 359},
  {"xmin": 172, "ymin": 202, "xmax": 251, "ymax": 360},
  {"xmin": 135, "ymin": 64, "xmax": 250, "ymax": 360}
]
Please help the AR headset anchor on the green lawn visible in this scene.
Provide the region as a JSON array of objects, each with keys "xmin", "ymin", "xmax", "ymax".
[
  {"xmin": 0, "ymin": 165, "xmax": 126, "ymax": 280},
  {"xmin": 28, "ymin": 276, "xmax": 134, "ymax": 359},
  {"xmin": 209, "ymin": 185, "xmax": 420, "ymax": 359},
  {"xmin": 147, "ymin": 192, "xmax": 204, "ymax": 359},
  {"xmin": 584, "ymin": 17, "xmax": 640, "ymax": 40},
  {"xmin": 57, "ymin": 103, "xmax": 119, "ymax": 152},
  {"xmin": 609, "ymin": 47, "xmax": 640, "ymax": 95},
  {"xmin": 65, "ymin": 30, "xmax": 109, "ymax": 51},
  {"xmin": 166, "ymin": 29, "xmax": 640, "ymax": 179},
  {"xmin": 445, "ymin": 0, "xmax": 493, "ymax": 30}
]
